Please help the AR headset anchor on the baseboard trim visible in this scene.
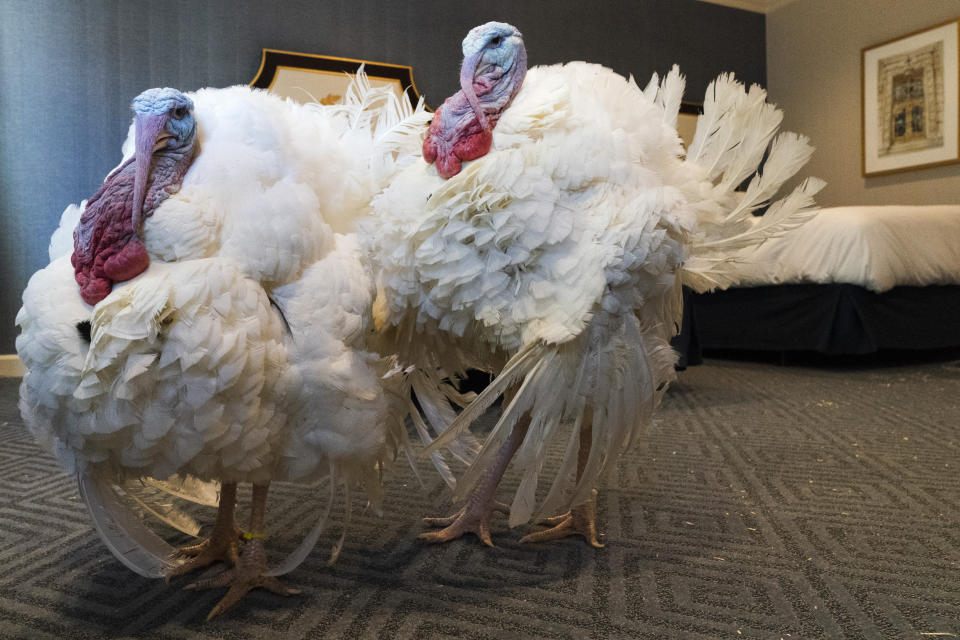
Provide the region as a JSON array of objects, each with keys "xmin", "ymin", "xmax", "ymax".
[{"xmin": 0, "ymin": 355, "xmax": 24, "ymax": 377}]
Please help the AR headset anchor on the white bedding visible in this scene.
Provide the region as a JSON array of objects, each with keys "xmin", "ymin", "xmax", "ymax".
[{"xmin": 732, "ymin": 205, "xmax": 960, "ymax": 292}]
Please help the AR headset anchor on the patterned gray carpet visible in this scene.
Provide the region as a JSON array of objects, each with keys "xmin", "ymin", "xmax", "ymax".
[{"xmin": 1, "ymin": 358, "xmax": 958, "ymax": 639}]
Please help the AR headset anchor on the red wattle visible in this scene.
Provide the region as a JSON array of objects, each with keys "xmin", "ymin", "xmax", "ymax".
[
  {"xmin": 435, "ymin": 154, "xmax": 462, "ymax": 180},
  {"xmin": 422, "ymin": 136, "xmax": 438, "ymax": 164},
  {"xmin": 453, "ymin": 128, "xmax": 493, "ymax": 162},
  {"xmin": 102, "ymin": 238, "xmax": 150, "ymax": 282},
  {"xmin": 72, "ymin": 159, "xmax": 151, "ymax": 306}
]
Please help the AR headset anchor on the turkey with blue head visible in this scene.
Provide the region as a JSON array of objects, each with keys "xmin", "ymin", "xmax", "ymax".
[
  {"xmin": 72, "ymin": 88, "xmax": 197, "ymax": 305},
  {"xmin": 19, "ymin": 74, "xmax": 433, "ymax": 619},
  {"xmin": 422, "ymin": 21, "xmax": 527, "ymax": 178},
  {"xmin": 369, "ymin": 21, "xmax": 824, "ymax": 549}
]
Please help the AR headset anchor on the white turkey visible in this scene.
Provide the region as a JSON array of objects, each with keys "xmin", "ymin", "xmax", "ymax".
[
  {"xmin": 17, "ymin": 76, "xmax": 430, "ymax": 617},
  {"xmin": 366, "ymin": 22, "xmax": 824, "ymax": 546}
]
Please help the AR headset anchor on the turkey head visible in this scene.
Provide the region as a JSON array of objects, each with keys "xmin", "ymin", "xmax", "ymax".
[
  {"xmin": 423, "ymin": 21, "xmax": 527, "ymax": 178},
  {"xmin": 72, "ymin": 88, "xmax": 197, "ymax": 305}
]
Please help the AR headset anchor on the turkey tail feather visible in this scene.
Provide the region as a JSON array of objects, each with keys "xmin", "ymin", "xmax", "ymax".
[
  {"xmin": 78, "ymin": 469, "xmax": 180, "ymax": 578},
  {"xmin": 681, "ymin": 73, "xmax": 824, "ymax": 293},
  {"xmin": 121, "ymin": 480, "xmax": 203, "ymax": 537},
  {"xmin": 423, "ymin": 340, "xmax": 546, "ymax": 457},
  {"xmin": 442, "ymin": 316, "xmax": 674, "ymax": 525},
  {"xmin": 142, "ymin": 475, "xmax": 220, "ymax": 508},
  {"xmin": 266, "ymin": 473, "xmax": 336, "ymax": 577}
]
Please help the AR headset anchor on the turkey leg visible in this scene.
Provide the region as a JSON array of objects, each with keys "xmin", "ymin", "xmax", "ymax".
[
  {"xmin": 519, "ymin": 407, "xmax": 604, "ymax": 547},
  {"xmin": 186, "ymin": 483, "xmax": 300, "ymax": 620},
  {"xmin": 167, "ymin": 482, "xmax": 242, "ymax": 578},
  {"xmin": 419, "ymin": 412, "xmax": 531, "ymax": 547}
]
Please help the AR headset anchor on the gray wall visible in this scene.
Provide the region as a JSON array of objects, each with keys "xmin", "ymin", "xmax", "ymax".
[
  {"xmin": 767, "ymin": 0, "xmax": 960, "ymax": 207},
  {"xmin": 1, "ymin": 0, "xmax": 765, "ymax": 353}
]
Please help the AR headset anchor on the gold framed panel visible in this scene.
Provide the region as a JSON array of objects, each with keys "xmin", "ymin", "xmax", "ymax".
[
  {"xmin": 250, "ymin": 49, "xmax": 423, "ymax": 109},
  {"xmin": 862, "ymin": 18, "xmax": 960, "ymax": 177}
]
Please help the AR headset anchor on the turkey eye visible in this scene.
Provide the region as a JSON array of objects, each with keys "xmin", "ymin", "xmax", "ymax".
[
  {"xmin": 172, "ymin": 106, "xmax": 187, "ymax": 120},
  {"xmin": 490, "ymin": 36, "xmax": 502, "ymax": 46}
]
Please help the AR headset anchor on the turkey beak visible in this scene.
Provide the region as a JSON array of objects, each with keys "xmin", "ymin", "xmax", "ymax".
[
  {"xmin": 460, "ymin": 50, "xmax": 490, "ymax": 131},
  {"xmin": 132, "ymin": 112, "xmax": 168, "ymax": 233}
]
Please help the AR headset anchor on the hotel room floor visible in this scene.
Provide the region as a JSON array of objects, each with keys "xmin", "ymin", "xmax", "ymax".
[{"xmin": 0, "ymin": 358, "xmax": 958, "ymax": 639}]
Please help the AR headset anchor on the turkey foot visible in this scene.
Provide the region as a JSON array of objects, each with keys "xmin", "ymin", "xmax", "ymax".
[
  {"xmin": 167, "ymin": 483, "xmax": 242, "ymax": 579},
  {"xmin": 519, "ymin": 490, "xmax": 604, "ymax": 548},
  {"xmin": 420, "ymin": 411, "xmax": 531, "ymax": 547},
  {"xmin": 420, "ymin": 500, "xmax": 511, "ymax": 547},
  {"xmin": 185, "ymin": 483, "xmax": 300, "ymax": 620},
  {"xmin": 186, "ymin": 537, "xmax": 300, "ymax": 620},
  {"xmin": 520, "ymin": 406, "xmax": 603, "ymax": 547}
]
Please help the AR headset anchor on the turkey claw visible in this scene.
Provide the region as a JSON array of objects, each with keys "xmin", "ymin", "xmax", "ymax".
[
  {"xmin": 166, "ymin": 525, "xmax": 243, "ymax": 581},
  {"xmin": 419, "ymin": 500, "xmax": 509, "ymax": 547},
  {"xmin": 184, "ymin": 538, "xmax": 299, "ymax": 620},
  {"xmin": 519, "ymin": 494, "xmax": 604, "ymax": 548}
]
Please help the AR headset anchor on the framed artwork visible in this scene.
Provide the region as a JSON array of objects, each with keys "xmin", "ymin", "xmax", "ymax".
[
  {"xmin": 250, "ymin": 49, "xmax": 423, "ymax": 109},
  {"xmin": 862, "ymin": 18, "xmax": 960, "ymax": 177}
]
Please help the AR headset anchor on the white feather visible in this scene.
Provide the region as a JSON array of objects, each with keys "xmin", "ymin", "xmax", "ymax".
[
  {"xmin": 20, "ymin": 70, "xmax": 427, "ymax": 577},
  {"xmin": 369, "ymin": 61, "xmax": 819, "ymax": 527},
  {"xmin": 48, "ymin": 201, "xmax": 85, "ymax": 262},
  {"xmin": 121, "ymin": 481, "xmax": 203, "ymax": 537},
  {"xmin": 78, "ymin": 470, "xmax": 181, "ymax": 578},
  {"xmin": 266, "ymin": 474, "xmax": 335, "ymax": 577},
  {"xmin": 142, "ymin": 475, "xmax": 220, "ymax": 508}
]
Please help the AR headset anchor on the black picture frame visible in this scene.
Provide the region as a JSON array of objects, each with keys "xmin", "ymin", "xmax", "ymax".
[{"xmin": 250, "ymin": 49, "xmax": 424, "ymax": 109}]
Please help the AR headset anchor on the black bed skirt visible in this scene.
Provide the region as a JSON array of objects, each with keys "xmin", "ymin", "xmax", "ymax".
[{"xmin": 686, "ymin": 284, "xmax": 960, "ymax": 355}]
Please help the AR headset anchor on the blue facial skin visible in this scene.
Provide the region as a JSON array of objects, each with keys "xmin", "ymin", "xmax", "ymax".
[
  {"xmin": 457, "ymin": 22, "xmax": 527, "ymax": 131},
  {"xmin": 423, "ymin": 21, "xmax": 528, "ymax": 178},
  {"xmin": 132, "ymin": 87, "xmax": 196, "ymax": 150},
  {"xmin": 130, "ymin": 87, "xmax": 198, "ymax": 230},
  {"xmin": 461, "ymin": 21, "xmax": 524, "ymax": 76}
]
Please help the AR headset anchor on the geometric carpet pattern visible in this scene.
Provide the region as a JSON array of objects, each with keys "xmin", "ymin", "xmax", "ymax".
[{"xmin": 0, "ymin": 358, "xmax": 958, "ymax": 639}]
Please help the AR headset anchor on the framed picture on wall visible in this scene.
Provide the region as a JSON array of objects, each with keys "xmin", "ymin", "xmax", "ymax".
[
  {"xmin": 862, "ymin": 18, "xmax": 960, "ymax": 177},
  {"xmin": 250, "ymin": 49, "xmax": 423, "ymax": 109}
]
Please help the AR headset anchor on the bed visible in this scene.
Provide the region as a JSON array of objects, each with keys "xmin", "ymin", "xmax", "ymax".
[{"xmin": 685, "ymin": 205, "xmax": 960, "ymax": 355}]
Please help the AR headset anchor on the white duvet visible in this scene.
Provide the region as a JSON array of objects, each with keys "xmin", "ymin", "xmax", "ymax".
[{"xmin": 732, "ymin": 205, "xmax": 960, "ymax": 292}]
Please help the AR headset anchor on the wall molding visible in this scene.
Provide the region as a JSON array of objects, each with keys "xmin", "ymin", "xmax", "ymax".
[
  {"xmin": 0, "ymin": 355, "xmax": 24, "ymax": 378},
  {"xmin": 699, "ymin": 0, "xmax": 801, "ymax": 13}
]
